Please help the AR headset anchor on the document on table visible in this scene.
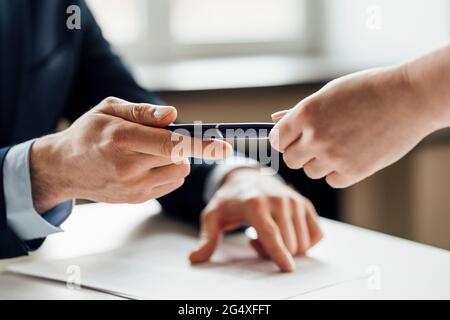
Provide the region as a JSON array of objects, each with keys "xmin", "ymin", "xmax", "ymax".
[{"xmin": 6, "ymin": 215, "xmax": 366, "ymax": 300}]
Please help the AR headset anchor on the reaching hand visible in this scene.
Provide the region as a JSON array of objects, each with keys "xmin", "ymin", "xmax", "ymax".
[{"xmin": 270, "ymin": 66, "xmax": 441, "ymax": 188}]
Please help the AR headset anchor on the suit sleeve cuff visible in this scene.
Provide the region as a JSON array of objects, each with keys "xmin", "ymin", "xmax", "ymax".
[
  {"xmin": 3, "ymin": 140, "xmax": 73, "ymax": 241},
  {"xmin": 203, "ymin": 155, "xmax": 281, "ymax": 202}
]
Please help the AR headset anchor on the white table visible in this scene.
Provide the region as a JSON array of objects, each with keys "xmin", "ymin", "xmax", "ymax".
[{"xmin": 0, "ymin": 202, "xmax": 449, "ymax": 300}]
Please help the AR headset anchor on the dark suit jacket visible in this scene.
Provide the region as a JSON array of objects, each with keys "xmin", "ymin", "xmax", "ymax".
[{"xmin": 0, "ymin": 0, "xmax": 212, "ymax": 259}]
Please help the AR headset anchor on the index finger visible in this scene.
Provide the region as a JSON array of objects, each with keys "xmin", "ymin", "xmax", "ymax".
[
  {"xmin": 247, "ymin": 209, "xmax": 296, "ymax": 272},
  {"xmin": 121, "ymin": 124, "xmax": 233, "ymax": 160},
  {"xmin": 270, "ymin": 108, "xmax": 301, "ymax": 153},
  {"xmin": 270, "ymin": 95, "xmax": 317, "ymax": 153}
]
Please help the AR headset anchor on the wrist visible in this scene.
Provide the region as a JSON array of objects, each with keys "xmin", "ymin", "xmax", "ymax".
[
  {"xmin": 400, "ymin": 48, "xmax": 450, "ymax": 131},
  {"xmin": 390, "ymin": 64, "xmax": 444, "ymax": 135},
  {"xmin": 222, "ymin": 167, "xmax": 267, "ymax": 186},
  {"xmin": 30, "ymin": 134, "xmax": 72, "ymax": 213}
]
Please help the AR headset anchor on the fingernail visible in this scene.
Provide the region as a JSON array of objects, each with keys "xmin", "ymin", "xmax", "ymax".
[
  {"xmin": 271, "ymin": 109, "xmax": 290, "ymax": 119},
  {"xmin": 154, "ymin": 106, "xmax": 174, "ymax": 120},
  {"xmin": 271, "ymin": 115, "xmax": 283, "ymax": 123},
  {"xmin": 271, "ymin": 111, "xmax": 285, "ymax": 118}
]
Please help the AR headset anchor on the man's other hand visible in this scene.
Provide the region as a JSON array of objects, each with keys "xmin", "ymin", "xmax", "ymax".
[{"xmin": 190, "ymin": 168, "xmax": 323, "ymax": 272}]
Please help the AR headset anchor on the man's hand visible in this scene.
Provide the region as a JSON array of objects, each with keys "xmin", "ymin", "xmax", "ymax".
[
  {"xmin": 30, "ymin": 97, "xmax": 232, "ymax": 213},
  {"xmin": 189, "ymin": 168, "xmax": 323, "ymax": 272},
  {"xmin": 270, "ymin": 65, "xmax": 444, "ymax": 188}
]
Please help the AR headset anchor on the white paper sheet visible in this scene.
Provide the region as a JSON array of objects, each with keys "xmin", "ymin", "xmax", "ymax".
[{"xmin": 7, "ymin": 215, "xmax": 365, "ymax": 299}]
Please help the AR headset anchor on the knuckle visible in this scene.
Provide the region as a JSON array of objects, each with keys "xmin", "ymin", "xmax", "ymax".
[
  {"xmin": 130, "ymin": 105, "xmax": 147, "ymax": 122},
  {"xmin": 268, "ymin": 195, "xmax": 284, "ymax": 208},
  {"xmin": 268, "ymin": 195, "xmax": 284, "ymax": 206},
  {"xmin": 121, "ymin": 179, "xmax": 138, "ymax": 192},
  {"xmin": 103, "ymin": 96, "xmax": 118, "ymax": 106},
  {"xmin": 325, "ymin": 174, "xmax": 347, "ymax": 189},
  {"xmin": 245, "ymin": 196, "xmax": 266, "ymax": 210},
  {"xmin": 343, "ymin": 167, "xmax": 358, "ymax": 177},
  {"xmin": 296, "ymin": 203, "xmax": 307, "ymax": 218},
  {"xmin": 326, "ymin": 178, "xmax": 339, "ymax": 189},
  {"xmin": 303, "ymin": 165, "xmax": 320, "ymax": 179},
  {"xmin": 113, "ymin": 160, "xmax": 133, "ymax": 179},
  {"xmin": 278, "ymin": 117, "xmax": 293, "ymax": 133},
  {"xmin": 323, "ymin": 146, "xmax": 343, "ymax": 163},
  {"xmin": 109, "ymin": 125, "xmax": 130, "ymax": 147},
  {"xmin": 122, "ymin": 187, "xmax": 146, "ymax": 204},
  {"xmin": 309, "ymin": 128, "xmax": 323, "ymax": 144},
  {"xmin": 259, "ymin": 223, "xmax": 278, "ymax": 239},
  {"xmin": 299, "ymin": 98, "xmax": 318, "ymax": 120},
  {"xmin": 300, "ymin": 196, "xmax": 313, "ymax": 210},
  {"xmin": 340, "ymin": 162, "xmax": 363, "ymax": 178},
  {"xmin": 283, "ymin": 152, "xmax": 301, "ymax": 169},
  {"xmin": 288, "ymin": 195, "xmax": 299, "ymax": 208},
  {"xmin": 304, "ymin": 170, "xmax": 317, "ymax": 180},
  {"xmin": 202, "ymin": 211, "xmax": 215, "ymax": 225},
  {"xmin": 338, "ymin": 180, "xmax": 353, "ymax": 188},
  {"xmin": 161, "ymin": 136, "xmax": 175, "ymax": 157}
]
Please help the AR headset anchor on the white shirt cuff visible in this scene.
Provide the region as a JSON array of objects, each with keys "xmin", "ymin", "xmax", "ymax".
[
  {"xmin": 203, "ymin": 155, "xmax": 280, "ymax": 202},
  {"xmin": 3, "ymin": 140, "xmax": 65, "ymax": 241}
]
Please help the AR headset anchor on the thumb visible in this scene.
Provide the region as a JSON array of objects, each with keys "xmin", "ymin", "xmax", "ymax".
[
  {"xmin": 189, "ymin": 211, "xmax": 223, "ymax": 264},
  {"xmin": 100, "ymin": 98, "xmax": 177, "ymax": 127}
]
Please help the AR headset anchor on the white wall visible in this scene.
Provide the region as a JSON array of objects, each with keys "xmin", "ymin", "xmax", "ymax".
[{"xmin": 314, "ymin": 0, "xmax": 450, "ymax": 66}]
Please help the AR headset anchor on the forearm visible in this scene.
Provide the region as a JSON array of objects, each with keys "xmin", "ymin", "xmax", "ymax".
[{"xmin": 404, "ymin": 44, "xmax": 450, "ymax": 130}]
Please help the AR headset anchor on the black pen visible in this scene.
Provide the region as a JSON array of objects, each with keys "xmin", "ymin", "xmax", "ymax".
[{"xmin": 165, "ymin": 123, "xmax": 274, "ymax": 139}]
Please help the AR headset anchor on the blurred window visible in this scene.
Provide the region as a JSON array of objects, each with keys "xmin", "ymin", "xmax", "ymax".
[
  {"xmin": 170, "ymin": 0, "xmax": 304, "ymax": 44},
  {"xmin": 86, "ymin": 0, "xmax": 308, "ymax": 60},
  {"xmin": 86, "ymin": 0, "xmax": 145, "ymax": 45}
]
